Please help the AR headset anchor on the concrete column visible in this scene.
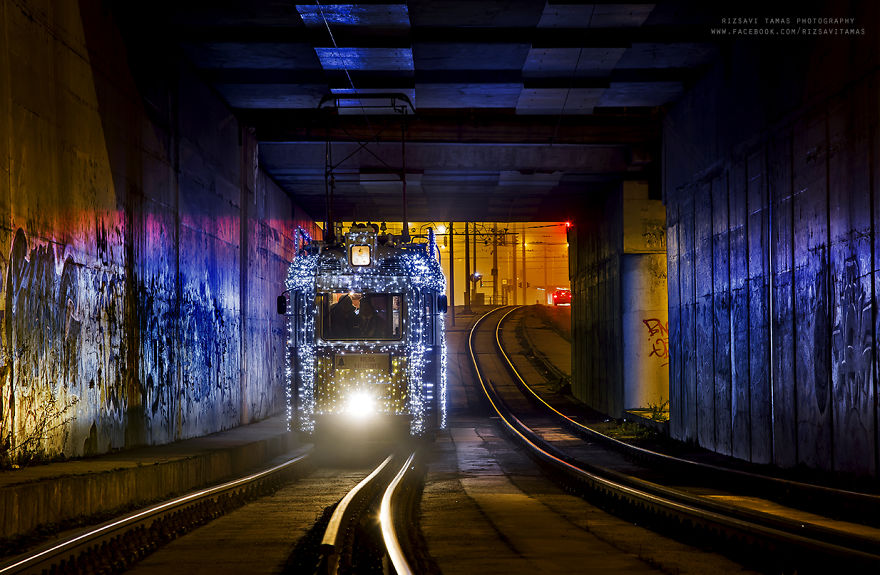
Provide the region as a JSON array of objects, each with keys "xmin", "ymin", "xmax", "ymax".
[{"xmin": 620, "ymin": 181, "xmax": 668, "ymax": 410}]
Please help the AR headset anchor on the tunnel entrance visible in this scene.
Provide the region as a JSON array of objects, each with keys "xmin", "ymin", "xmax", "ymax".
[{"xmin": 333, "ymin": 220, "xmax": 572, "ymax": 310}]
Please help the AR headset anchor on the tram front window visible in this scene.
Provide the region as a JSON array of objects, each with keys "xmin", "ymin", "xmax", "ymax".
[{"xmin": 323, "ymin": 292, "xmax": 402, "ymax": 340}]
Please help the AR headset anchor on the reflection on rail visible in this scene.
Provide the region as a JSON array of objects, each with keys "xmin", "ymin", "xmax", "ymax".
[
  {"xmin": 319, "ymin": 451, "xmax": 418, "ymax": 575},
  {"xmin": 380, "ymin": 452, "xmax": 417, "ymax": 575}
]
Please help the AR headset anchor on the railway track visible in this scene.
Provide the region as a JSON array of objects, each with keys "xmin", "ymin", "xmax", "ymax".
[
  {"xmin": 317, "ymin": 449, "xmax": 421, "ymax": 575},
  {"xmin": 0, "ymin": 447, "xmax": 313, "ymax": 575},
  {"xmin": 500, "ymin": 305, "xmax": 880, "ymax": 526},
  {"xmin": 470, "ymin": 306, "xmax": 880, "ymax": 573},
  {"xmin": 0, "ymin": 444, "xmax": 425, "ymax": 575}
]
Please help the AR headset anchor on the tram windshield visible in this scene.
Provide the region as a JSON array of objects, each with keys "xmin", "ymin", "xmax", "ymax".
[{"xmin": 322, "ymin": 292, "xmax": 402, "ymax": 340}]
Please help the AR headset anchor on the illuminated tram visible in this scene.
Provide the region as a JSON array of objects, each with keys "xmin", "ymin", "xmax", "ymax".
[{"xmin": 279, "ymin": 223, "xmax": 447, "ymax": 438}]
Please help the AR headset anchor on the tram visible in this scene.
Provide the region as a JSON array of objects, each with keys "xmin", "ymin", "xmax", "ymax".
[{"xmin": 279, "ymin": 223, "xmax": 447, "ymax": 439}]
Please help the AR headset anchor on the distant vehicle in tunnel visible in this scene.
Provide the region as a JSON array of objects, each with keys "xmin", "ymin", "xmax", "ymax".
[
  {"xmin": 279, "ymin": 223, "xmax": 447, "ymax": 440},
  {"xmin": 552, "ymin": 288, "xmax": 571, "ymax": 306}
]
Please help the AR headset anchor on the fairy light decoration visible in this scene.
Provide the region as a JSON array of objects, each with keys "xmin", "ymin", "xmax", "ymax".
[{"xmin": 283, "ymin": 224, "xmax": 447, "ymax": 436}]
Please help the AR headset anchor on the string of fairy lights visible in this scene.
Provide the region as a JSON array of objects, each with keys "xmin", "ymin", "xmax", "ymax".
[{"xmin": 283, "ymin": 227, "xmax": 447, "ymax": 436}]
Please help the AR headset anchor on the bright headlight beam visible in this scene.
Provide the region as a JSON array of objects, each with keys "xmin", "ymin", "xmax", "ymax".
[{"xmin": 345, "ymin": 391, "xmax": 375, "ymax": 419}]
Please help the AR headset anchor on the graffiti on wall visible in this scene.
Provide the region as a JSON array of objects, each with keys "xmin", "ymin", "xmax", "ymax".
[
  {"xmin": 0, "ymin": 221, "xmax": 244, "ymax": 462},
  {"xmin": 831, "ymin": 259, "xmax": 872, "ymax": 415},
  {"xmin": 135, "ymin": 275, "xmax": 176, "ymax": 444},
  {"xmin": 1, "ymin": 228, "xmax": 84, "ymax": 462},
  {"xmin": 642, "ymin": 221, "xmax": 667, "ymax": 251},
  {"xmin": 178, "ymin": 283, "xmax": 240, "ymax": 436},
  {"xmin": 643, "ymin": 318, "xmax": 669, "ymax": 367}
]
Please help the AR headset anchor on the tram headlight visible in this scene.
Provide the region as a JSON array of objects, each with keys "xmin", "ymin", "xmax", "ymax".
[{"xmin": 345, "ymin": 391, "xmax": 375, "ymax": 420}]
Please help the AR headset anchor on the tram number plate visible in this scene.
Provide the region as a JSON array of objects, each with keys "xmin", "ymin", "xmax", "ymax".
[{"xmin": 334, "ymin": 354, "xmax": 390, "ymax": 372}]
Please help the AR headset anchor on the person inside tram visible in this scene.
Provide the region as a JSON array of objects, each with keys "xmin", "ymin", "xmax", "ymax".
[
  {"xmin": 358, "ymin": 296, "xmax": 386, "ymax": 338},
  {"xmin": 329, "ymin": 292, "xmax": 359, "ymax": 338}
]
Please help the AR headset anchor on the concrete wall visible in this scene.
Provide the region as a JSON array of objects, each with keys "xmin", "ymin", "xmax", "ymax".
[
  {"xmin": 664, "ymin": 1, "xmax": 880, "ymax": 474},
  {"xmin": 0, "ymin": 0, "xmax": 317, "ymax": 464},
  {"xmin": 570, "ymin": 187, "xmax": 623, "ymax": 417},
  {"xmin": 621, "ymin": 253, "xmax": 668, "ymax": 409}
]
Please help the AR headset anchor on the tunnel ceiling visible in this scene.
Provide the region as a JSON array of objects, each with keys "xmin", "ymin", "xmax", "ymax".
[{"xmin": 120, "ymin": 1, "xmax": 720, "ymax": 223}]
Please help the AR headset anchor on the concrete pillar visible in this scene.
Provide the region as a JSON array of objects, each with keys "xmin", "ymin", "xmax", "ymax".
[{"xmin": 620, "ymin": 181, "xmax": 668, "ymax": 410}]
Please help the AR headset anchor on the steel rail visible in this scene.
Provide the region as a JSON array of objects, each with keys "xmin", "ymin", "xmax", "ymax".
[
  {"xmin": 379, "ymin": 451, "xmax": 417, "ymax": 575},
  {"xmin": 495, "ymin": 305, "xmax": 880, "ymax": 524},
  {"xmin": 320, "ymin": 454, "xmax": 394, "ymax": 574},
  {"xmin": 468, "ymin": 307, "xmax": 880, "ymax": 570},
  {"xmin": 319, "ymin": 450, "xmax": 418, "ymax": 575},
  {"xmin": 0, "ymin": 446, "xmax": 313, "ymax": 574}
]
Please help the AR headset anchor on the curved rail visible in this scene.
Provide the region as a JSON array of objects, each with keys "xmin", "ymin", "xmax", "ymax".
[
  {"xmin": 380, "ymin": 452, "xmax": 417, "ymax": 575},
  {"xmin": 320, "ymin": 455, "xmax": 395, "ymax": 574},
  {"xmin": 495, "ymin": 305, "xmax": 880, "ymax": 524},
  {"xmin": 319, "ymin": 451, "xmax": 418, "ymax": 575},
  {"xmin": 0, "ymin": 446, "xmax": 313, "ymax": 574},
  {"xmin": 469, "ymin": 307, "xmax": 880, "ymax": 571}
]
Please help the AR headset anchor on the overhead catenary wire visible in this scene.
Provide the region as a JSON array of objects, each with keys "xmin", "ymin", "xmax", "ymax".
[
  {"xmin": 313, "ymin": 1, "xmax": 417, "ymax": 233},
  {"xmin": 314, "ymin": 1, "xmax": 363, "ymax": 108}
]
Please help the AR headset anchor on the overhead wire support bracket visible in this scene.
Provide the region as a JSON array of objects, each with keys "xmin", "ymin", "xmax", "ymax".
[
  {"xmin": 318, "ymin": 93, "xmax": 416, "ymax": 116},
  {"xmin": 319, "ymin": 92, "xmax": 415, "ymax": 243}
]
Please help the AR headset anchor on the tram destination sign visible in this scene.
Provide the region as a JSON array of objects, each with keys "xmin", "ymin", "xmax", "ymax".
[{"xmin": 334, "ymin": 354, "xmax": 391, "ymax": 372}]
